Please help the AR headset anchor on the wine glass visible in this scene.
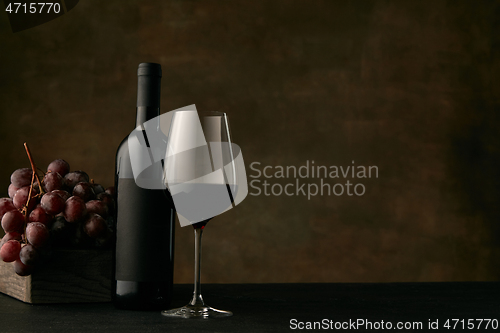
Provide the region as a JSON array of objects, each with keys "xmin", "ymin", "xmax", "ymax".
[{"xmin": 161, "ymin": 110, "xmax": 244, "ymax": 319}]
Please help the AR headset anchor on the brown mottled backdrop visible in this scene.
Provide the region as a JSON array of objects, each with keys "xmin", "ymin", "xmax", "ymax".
[{"xmin": 0, "ymin": 0, "xmax": 499, "ymax": 283}]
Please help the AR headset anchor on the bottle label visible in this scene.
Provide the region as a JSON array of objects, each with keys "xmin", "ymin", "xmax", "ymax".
[{"xmin": 115, "ymin": 144, "xmax": 175, "ymax": 282}]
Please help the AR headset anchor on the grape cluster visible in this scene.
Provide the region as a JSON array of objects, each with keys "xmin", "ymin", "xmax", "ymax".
[{"xmin": 0, "ymin": 158, "xmax": 115, "ymax": 276}]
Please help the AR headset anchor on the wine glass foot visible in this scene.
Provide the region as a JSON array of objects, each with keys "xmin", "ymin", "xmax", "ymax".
[{"xmin": 162, "ymin": 304, "xmax": 232, "ymax": 319}]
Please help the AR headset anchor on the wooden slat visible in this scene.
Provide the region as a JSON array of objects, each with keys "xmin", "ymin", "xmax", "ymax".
[
  {"xmin": 0, "ymin": 261, "xmax": 30, "ymax": 303},
  {"xmin": 0, "ymin": 249, "xmax": 112, "ymax": 304}
]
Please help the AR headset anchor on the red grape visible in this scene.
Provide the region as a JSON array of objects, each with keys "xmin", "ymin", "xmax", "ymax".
[
  {"xmin": 8, "ymin": 184, "xmax": 19, "ymax": 199},
  {"xmin": 26, "ymin": 222, "xmax": 50, "ymax": 248},
  {"xmin": 64, "ymin": 171, "xmax": 89, "ymax": 190},
  {"xmin": 73, "ymin": 182, "xmax": 96, "ymax": 202},
  {"xmin": 96, "ymin": 192, "xmax": 115, "ymax": 213},
  {"xmin": 29, "ymin": 206, "xmax": 52, "ymax": 227},
  {"xmin": 86, "ymin": 200, "xmax": 109, "ymax": 218},
  {"xmin": 0, "ymin": 198, "xmax": 16, "ymax": 220},
  {"xmin": 52, "ymin": 189, "xmax": 71, "ymax": 201},
  {"xmin": 94, "ymin": 233, "xmax": 112, "ymax": 247},
  {"xmin": 105, "ymin": 216, "xmax": 114, "ymax": 229},
  {"xmin": 14, "ymin": 258, "xmax": 33, "ymax": 276},
  {"xmin": 0, "ymin": 232, "xmax": 22, "ymax": 248},
  {"xmin": 40, "ymin": 192, "xmax": 65, "ymax": 215},
  {"xmin": 47, "ymin": 159, "xmax": 70, "ymax": 177},
  {"xmin": 1, "ymin": 210, "xmax": 25, "ymax": 233},
  {"xmin": 43, "ymin": 171, "xmax": 64, "ymax": 192},
  {"xmin": 51, "ymin": 216, "xmax": 75, "ymax": 246},
  {"xmin": 10, "ymin": 168, "xmax": 32, "ymax": 188},
  {"xmin": 13, "ymin": 186, "xmax": 38, "ymax": 211},
  {"xmin": 83, "ymin": 214, "xmax": 109, "ymax": 239},
  {"xmin": 72, "ymin": 224, "xmax": 93, "ymax": 247},
  {"xmin": 105, "ymin": 186, "xmax": 115, "ymax": 197},
  {"xmin": 19, "ymin": 244, "xmax": 39, "ymax": 266},
  {"xmin": 0, "ymin": 240, "xmax": 21, "ymax": 262},
  {"xmin": 92, "ymin": 183, "xmax": 105, "ymax": 195},
  {"xmin": 63, "ymin": 196, "xmax": 88, "ymax": 223}
]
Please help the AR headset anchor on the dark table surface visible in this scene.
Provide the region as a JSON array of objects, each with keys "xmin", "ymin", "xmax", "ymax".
[{"xmin": 0, "ymin": 282, "xmax": 499, "ymax": 332}]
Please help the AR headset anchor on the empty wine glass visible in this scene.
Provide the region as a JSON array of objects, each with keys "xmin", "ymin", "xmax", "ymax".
[{"xmin": 161, "ymin": 110, "xmax": 245, "ymax": 319}]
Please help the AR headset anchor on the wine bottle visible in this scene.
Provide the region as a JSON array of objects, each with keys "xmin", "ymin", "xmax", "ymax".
[{"xmin": 113, "ymin": 63, "xmax": 175, "ymax": 310}]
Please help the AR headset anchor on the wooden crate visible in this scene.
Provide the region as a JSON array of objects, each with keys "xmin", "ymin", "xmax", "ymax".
[{"xmin": 0, "ymin": 248, "xmax": 112, "ymax": 304}]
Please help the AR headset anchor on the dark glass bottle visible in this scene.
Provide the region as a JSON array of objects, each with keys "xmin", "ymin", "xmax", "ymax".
[{"xmin": 113, "ymin": 63, "xmax": 175, "ymax": 310}]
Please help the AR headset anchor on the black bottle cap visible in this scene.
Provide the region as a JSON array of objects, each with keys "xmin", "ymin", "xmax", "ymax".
[
  {"xmin": 137, "ymin": 63, "xmax": 162, "ymax": 77},
  {"xmin": 136, "ymin": 63, "xmax": 162, "ymax": 108}
]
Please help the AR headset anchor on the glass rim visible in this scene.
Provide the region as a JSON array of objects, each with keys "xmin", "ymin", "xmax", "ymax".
[{"xmin": 198, "ymin": 111, "xmax": 226, "ymax": 116}]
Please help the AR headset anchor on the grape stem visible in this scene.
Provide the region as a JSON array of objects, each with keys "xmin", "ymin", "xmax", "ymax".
[
  {"xmin": 21, "ymin": 206, "xmax": 28, "ymax": 245},
  {"xmin": 23, "ymin": 142, "xmax": 45, "ymax": 196},
  {"xmin": 23, "ymin": 142, "xmax": 45, "ymax": 245}
]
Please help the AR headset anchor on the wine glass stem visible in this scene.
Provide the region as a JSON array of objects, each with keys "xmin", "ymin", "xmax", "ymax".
[{"xmin": 189, "ymin": 227, "xmax": 205, "ymax": 307}]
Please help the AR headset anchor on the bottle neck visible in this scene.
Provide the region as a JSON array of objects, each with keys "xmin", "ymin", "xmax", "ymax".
[{"xmin": 136, "ymin": 106, "xmax": 160, "ymax": 127}]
